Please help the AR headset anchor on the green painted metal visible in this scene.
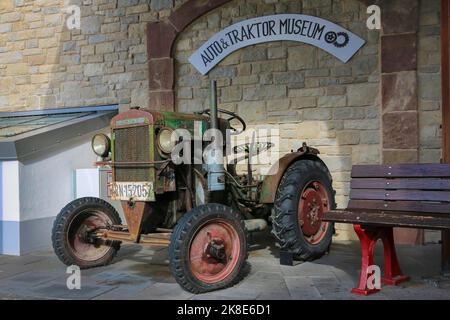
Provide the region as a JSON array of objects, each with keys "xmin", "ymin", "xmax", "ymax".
[
  {"xmin": 259, "ymin": 179, "xmax": 274, "ymax": 204},
  {"xmin": 149, "ymin": 124, "xmax": 156, "ymax": 190},
  {"xmin": 110, "ymin": 110, "xmax": 208, "ymax": 193},
  {"xmin": 160, "ymin": 111, "xmax": 208, "ymax": 137}
]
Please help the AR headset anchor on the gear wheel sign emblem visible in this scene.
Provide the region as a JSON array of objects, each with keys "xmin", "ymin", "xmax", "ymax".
[
  {"xmin": 324, "ymin": 31, "xmax": 350, "ymax": 48},
  {"xmin": 325, "ymin": 31, "xmax": 337, "ymax": 43}
]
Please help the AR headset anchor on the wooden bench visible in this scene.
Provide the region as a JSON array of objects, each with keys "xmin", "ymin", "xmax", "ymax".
[{"xmin": 324, "ymin": 163, "xmax": 450, "ymax": 295}]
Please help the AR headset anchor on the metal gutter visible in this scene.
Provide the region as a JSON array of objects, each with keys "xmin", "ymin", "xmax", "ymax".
[{"xmin": 0, "ymin": 105, "xmax": 118, "ymax": 118}]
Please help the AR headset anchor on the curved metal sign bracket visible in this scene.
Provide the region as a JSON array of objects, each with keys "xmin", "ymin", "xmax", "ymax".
[{"xmin": 189, "ymin": 14, "xmax": 366, "ymax": 75}]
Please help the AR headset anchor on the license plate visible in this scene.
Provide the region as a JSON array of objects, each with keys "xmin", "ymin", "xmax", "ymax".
[{"xmin": 108, "ymin": 182, "xmax": 155, "ymax": 202}]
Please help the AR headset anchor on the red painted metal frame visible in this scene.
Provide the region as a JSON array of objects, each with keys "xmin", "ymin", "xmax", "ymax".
[{"xmin": 351, "ymin": 225, "xmax": 410, "ymax": 296}]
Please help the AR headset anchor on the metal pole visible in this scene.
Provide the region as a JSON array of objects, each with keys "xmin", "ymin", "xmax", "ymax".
[
  {"xmin": 210, "ymin": 80, "xmax": 218, "ymax": 130},
  {"xmin": 207, "ymin": 80, "xmax": 225, "ymax": 195}
]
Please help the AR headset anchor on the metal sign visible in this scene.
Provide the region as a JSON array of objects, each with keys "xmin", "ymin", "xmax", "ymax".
[{"xmin": 189, "ymin": 14, "xmax": 366, "ymax": 75}]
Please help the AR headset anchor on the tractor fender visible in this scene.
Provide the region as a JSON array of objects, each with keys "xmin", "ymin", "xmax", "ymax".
[{"xmin": 259, "ymin": 151, "xmax": 326, "ymax": 204}]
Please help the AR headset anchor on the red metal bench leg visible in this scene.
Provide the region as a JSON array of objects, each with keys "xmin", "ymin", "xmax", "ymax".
[
  {"xmin": 381, "ymin": 228, "xmax": 410, "ymax": 285},
  {"xmin": 351, "ymin": 225, "xmax": 410, "ymax": 296},
  {"xmin": 351, "ymin": 224, "xmax": 380, "ymax": 296}
]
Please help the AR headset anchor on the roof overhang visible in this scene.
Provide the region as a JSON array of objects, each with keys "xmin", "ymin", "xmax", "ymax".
[{"xmin": 0, "ymin": 105, "xmax": 118, "ymax": 161}]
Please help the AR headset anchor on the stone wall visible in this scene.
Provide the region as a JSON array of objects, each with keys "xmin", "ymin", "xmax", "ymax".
[
  {"xmin": 0, "ymin": 0, "xmax": 444, "ymax": 240},
  {"xmin": 0, "ymin": 0, "xmax": 171, "ymax": 111},
  {"xmin": 174, "ymin": 0, "xmax": 381, "ymax": 239},
  {"xmin": 418, "ymin": 0, "xmax": 442, "ymax": 163}
]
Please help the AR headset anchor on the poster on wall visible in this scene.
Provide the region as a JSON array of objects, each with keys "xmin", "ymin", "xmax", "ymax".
[{"xmin": 189, "ymin": 14, "xmax": 366, "ymax": 75}]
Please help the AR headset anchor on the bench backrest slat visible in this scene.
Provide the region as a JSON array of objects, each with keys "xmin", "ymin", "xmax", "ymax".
[
  {"xmin": 348, "ymin": 200, "xmax": 450, "ymax": 214},
  {"xmin": 351, "ymin": 178, "xmax": 450, "ymax": 190},
  {"xmin": 348, "ymin": 164, "xmax": 450, "ymax": 214},
  {"xmin": 352, "ymin": 164, "xmax": 450, "ymax": 178},
  {"xmin": 350, "ymin": 189, "xmax": 450, "ymax": 202}
]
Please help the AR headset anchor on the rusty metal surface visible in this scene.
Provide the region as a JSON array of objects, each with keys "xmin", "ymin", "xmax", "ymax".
[
  {"xmin": 140, "ymin": 233, "xmax": 171, "ymax": 246},
  {"xmin": 259, "ymin": 151, "xmax": 321, "ymax": 204},
  {"xmin": 111, "ymin": 108, "xmax": 158, "ymax": 128},
  {"xmin": 96, "ymin": 230, "xmax": 171, "ymax": 247},
  {"xmin": 120, "ymin": 201, "xmax": 151, "ymax": 241},
  {"xmin": 111, "ymin": 109, "xmax": 159, "ymax": 185},
  {"xmin": 98, "ymin": 160, "xmax": 169, "ymax": 166},
  {"xmin": 97, "ymin": 230, "xmax": 133, "ymax": 241},
  {"xmin": 114, "ymin": 125, "xmax": 151, "ymax": 182},
  {"xmin": 109, "ymin": 108, "xmax": 207, "ymax": 195},
  {"xmin": 155, "ymin": 163, "xmax": 176, "ymax": 194}
]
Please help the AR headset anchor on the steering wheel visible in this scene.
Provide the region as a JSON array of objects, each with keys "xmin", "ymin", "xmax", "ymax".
[{"xmin": 199, "ymin": 108, "xmax": 246, "ymax": 135}]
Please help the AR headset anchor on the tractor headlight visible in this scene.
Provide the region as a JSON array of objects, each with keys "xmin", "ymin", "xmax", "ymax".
[
  {"xmin": 157, "ymin": 128, "xmax": 177, "ymax": 154},
  {"xmin": 92, "ymin": 134, "xmax": 111, "ymax": 157}
]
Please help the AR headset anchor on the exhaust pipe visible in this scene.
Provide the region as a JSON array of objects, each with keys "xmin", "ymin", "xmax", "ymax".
[
  {"xmin": 207, "ymin": 80, "xmax": 225, "ymax": 193},
  {"xmin": 210, "ymin": 80, "xmax": 219, "ymax": 131}
]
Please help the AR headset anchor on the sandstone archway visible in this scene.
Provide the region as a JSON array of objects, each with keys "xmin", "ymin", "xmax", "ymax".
[
  {"xmin": 146, "ymin": 0, "xmax": 374, "ymax": 112},
  {"xmin": 146, "ymin": 0, "xmax": 232, "ymax": 111}
]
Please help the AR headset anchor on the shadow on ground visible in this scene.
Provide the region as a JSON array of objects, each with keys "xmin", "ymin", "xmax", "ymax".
[{"xmin": 0, "ymin": 230, "xmax": 449, "ymax": 300}]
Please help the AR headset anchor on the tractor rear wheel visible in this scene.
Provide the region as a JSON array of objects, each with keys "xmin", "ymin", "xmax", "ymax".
[
  {"xmin": 271, "ymin": 159, "xmax": 335, "ymax": 261},
  {"xmin": 169, "ymin": 204, "xmax": 248, "ymax": 293},
  {"xmin": 52, "ymin": 197, "xmax": 122, "ymax": 269}
]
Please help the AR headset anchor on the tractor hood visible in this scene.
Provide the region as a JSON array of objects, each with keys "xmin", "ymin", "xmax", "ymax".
[{"xmin": 111, "ymin": 108, "xmax": 208, "ymax": 135}]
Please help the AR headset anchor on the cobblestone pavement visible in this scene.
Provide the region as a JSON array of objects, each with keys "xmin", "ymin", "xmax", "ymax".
[{"xmin": 0, "ymin": 231, "xmax": 449, "ymax": 300}]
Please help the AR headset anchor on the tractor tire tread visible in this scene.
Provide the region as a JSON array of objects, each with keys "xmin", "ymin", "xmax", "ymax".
[
  {"xmin": 271, "ymin": 159, "xmax": 335, "ymax": 261},
  {"xmin": 169, "ymin": 203, "xmax": 248, "ymax": 294},
  {"xmin": 51, "ymin": 197, "xmax": 121, "ymax": 269}
]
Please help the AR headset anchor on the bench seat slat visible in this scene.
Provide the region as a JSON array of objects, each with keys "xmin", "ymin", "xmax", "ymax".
[
  {"xmin": 328, "ymin": 164, "xmax": 450, "ymax": 230},
  {"xmin": 350, "ymin": 178, "xmax": 450, "ymax": 190},
  {"xmin": 348, "ymin": 200, "xmax": 450, "ymax": 214},
  {"xmin": 350, "ymin": 189, "xmax": 450, "ymax": 202},
  {"xmin": 324, "ymin": 209, "xmax": 450, "ymax": 230},
  {"xmin": 351, "ymin": 164, "xmax": 450, "ymax": 178}
]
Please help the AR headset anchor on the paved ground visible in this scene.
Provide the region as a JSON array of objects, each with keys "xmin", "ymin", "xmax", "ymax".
[{"xmin": 0, "ymin": 231, "xmax": 449, "ymax": 300}]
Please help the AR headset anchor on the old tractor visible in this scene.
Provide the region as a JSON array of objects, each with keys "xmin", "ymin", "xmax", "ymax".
[{"xmin": 51, "ymin": 81, "xmax": 335, "ymax": 293}]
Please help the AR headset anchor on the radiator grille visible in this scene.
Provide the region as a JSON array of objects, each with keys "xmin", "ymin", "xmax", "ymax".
[{"xmin": 113, "ymin": 126, "xmax": 151, "ymax": 182}]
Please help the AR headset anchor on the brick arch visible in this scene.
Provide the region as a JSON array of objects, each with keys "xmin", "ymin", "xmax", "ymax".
[
  {"xmin": 147, "ymin": 0, "xmax": 233, "ymax": 111},
  {"xmin": 145, "ymin": 0, "xmax": 393, "ymax": 112}
]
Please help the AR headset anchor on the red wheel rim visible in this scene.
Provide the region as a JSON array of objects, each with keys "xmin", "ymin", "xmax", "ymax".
[
  {"xmin": 189, "ymin": 219, "xmax": 241, "ymax": 284},
  {"xmin": 67, "ymin": 210, "xmax": 112, "ymax": 262},
  {"xmin": 298, "ymin": 181, "xmax": 330, "ymax": 245}
]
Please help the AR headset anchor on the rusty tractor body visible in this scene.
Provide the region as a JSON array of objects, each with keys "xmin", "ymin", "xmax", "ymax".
[{"xmin": 52, "ymin": 81, "xmax": 336, "ymax": 293}]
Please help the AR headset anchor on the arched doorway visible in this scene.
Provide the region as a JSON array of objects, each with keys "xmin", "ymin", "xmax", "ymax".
[{"xmin": 146, "ymin": 0, "xmax": 370, "ymax": 112}]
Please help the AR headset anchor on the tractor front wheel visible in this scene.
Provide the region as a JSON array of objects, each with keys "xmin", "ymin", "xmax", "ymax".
[
  {"xmin": 169, "ymin": 204, "xmax": 248, "ymax": 293},
  {"xmin": 271, "ymin": 159, "xmax": 335, "ymax": 261},
  {"xmin": 52, "ymin": 197, "xmax": 122, "ymax": 269}
]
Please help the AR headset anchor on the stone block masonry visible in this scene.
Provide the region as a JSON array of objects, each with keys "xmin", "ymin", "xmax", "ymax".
[
  {"xmin": 417, "ymin": 0, "xmax": 442, "ymax": 164},
  {"xmin": 0, "ymin": 0, "xmax": 442, "ymax": 241},
  {"xmin": 174, "ymin": 0, "xmax": 382, "ymax": 240},
  {"xmin": 0, "ymin": 0, "xmax": 168, "ymax": 111}
]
